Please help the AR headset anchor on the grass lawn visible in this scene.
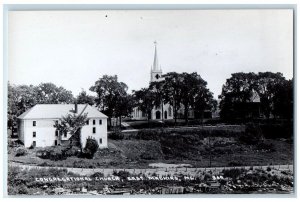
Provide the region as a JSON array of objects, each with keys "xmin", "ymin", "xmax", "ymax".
[{"xmin": 8, "ymin": 136, "xmax": 293, "ymax": 169}]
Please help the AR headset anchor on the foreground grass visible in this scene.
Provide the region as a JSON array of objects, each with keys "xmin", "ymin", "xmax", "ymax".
[{"xmin": 8, "ymin": 137, "xmax": 293, "ymax": 169}]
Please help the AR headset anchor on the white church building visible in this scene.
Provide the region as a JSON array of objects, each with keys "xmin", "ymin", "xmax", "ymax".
[
  {"xmin": 17, "ymin": 104, "xmax": 108, "ymax": 148},
  {"xmin": 131, "ymin": 42, "xmax": 195, "ymax": 121}
]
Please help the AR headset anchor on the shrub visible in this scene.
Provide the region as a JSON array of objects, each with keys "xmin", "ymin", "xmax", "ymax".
[
  {"xmin": 15, "ymin": 148, "xmax": 27, "ymax": 157},
  {"xmin": 36, "ymin": 147, "xmax": 67, "ymax": 161},
  {"xmin": 90, "ymin": 172, "xmax": 104, "ymax": 178},
  {"xmin": 223, "ymin": 168, "xmax": 244, "ymax": 179},
  {"xmin": 267, "ymin": 167, "xmax": 272, "ymax": 172},
  {"xmin": 239, "ymin": 124, "xmax": 263, "ymax": 145},
  {"xmin": 113, "ymin": 170, "xmax": 131, "ymax": 179},
  {"xmin": 83, "ymin": 138, "xmax": 99, "ymax": 159},
  {"xmin": 63, "ymin": 146, "xmax": 81, "ymax": 157},
  {"xmin": 109, "ymin": 130, "xmax": 124, "ymax": 140}
]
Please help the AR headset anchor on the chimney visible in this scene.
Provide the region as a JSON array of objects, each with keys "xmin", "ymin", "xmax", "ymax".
[{"xmin": 75, "ymin": 102, "xmax": 78, "ymax": 113}]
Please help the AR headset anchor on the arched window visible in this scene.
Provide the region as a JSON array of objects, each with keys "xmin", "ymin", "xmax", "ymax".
[{"xmin": 168, "ymin": 106, "xmax": 172, "ymax": 116}]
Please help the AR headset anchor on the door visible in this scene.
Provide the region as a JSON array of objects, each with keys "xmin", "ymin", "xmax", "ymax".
[{"xmin": 155, "ymin": 111, "xmax": 161, "ymax": 119}]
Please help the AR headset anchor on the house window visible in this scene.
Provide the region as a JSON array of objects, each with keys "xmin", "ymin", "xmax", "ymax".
[
  {"xmin": 64, "ymin": 132, "xmax": 67, "ymax": 138},
  {"xmin": 54, "ymin": 140, "xmax": 57, "ymax": 146},
  {"xmin": 33, "ymin": 132, "xmax": 36, "ymax": 137},
  {"xmin": 32, "ymin": 141, "xmax": 36, "ymax": 147},
  {"xmin": 55, "ymin": 130, "xmax": 58, "ymax": 137},
  {"xmin": 93, "ymin": 127, "xmax": 96, "ymax": 134},
  {"xmin": 99, "ymin": 119, "xmax": 102, "ymax": 125},
  {"xmin": 33, "ymin": 121, "xmax": 36, "ymax": 126},
  {"xmin": 93, "ymin": 120, "xmax": 96, "ymax": 125},
  {"xmin": 86, "ymin": 120, "xmax": 89, "ymax": 125},
  {"xmin": 99, "ymin": 138, "xmax": 102, "ymax": 144}
]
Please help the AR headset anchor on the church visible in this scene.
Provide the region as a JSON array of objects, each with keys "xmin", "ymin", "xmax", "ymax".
[{"xmin": 131, "ymin": 42, "xmax": 195, "ymax": 121}]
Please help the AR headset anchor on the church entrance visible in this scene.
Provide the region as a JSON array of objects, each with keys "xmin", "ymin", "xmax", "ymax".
[
  {"xmin": 164, "ymin": 111, "xmax": 167, "ymax": 119},
  {"xmin": 155, "ymin": 111, "xmax": 161, "ymax": 119}
]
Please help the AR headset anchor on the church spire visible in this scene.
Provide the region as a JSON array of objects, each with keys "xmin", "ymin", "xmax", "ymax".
[{"xmin": 152, "ymin": 41, "xmax": 160, "ymax": 71}]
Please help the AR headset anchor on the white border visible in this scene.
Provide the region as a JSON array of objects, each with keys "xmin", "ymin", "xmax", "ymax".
[{"xmin": 1, "ymin": 1, "xmax": 299, "ymax": 202}]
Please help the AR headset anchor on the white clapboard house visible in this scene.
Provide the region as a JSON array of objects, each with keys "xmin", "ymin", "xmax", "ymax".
[{"xmin": 17, "ymin": 104, "xmax": 108, "ymax": 148}]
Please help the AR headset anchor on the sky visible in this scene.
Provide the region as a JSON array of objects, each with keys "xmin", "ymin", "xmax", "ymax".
[{"xmin": 8, "ymin": 10, "xmax": 293, "ymax": 99}]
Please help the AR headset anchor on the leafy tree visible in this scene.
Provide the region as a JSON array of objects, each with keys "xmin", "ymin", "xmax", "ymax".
[
  {"xmin": 254, "ymin": 72, "xmax": 286, "ymax": 118},
  {"xmin": 149, "ymin": 80, "xmax": 166, "ymax": 121},
  {"xmin": 89, "ymin": 75, "xmax": 131, "ymax": 126},
  {"xmin": 115, "ymin": 94, "xmax": 134, "ymax": 126},
  {"xmin": 163, "ymin": 72, "xmax": 184, "ymax": 124},
  {"xmin": 219, "ymin": 72, "xmax": 293, "ymax": 120},
  {"xmin": 272, "ymin": 79, "xmax": 293, "ymax": 119},
  {"xmin": 7, "ymin": 83, "xmax": 39, "ymax": 134},
  {"xmin": 219, "ymin": 72, "xmax": 257, "ymax": 120},
  {"xmin": 53, "ymin": 111, "xmax": 88, "ymax": 148},
  {"xmin": 36, "ymin": 83, "xmax": 74, "ymax": 104},
  {"xmin": 180, "ymin": 72, "xmax": 214, "ymax": 124},
  {"xmin": 76, "ymin": 90, "xmax": 95, "ymax": 105},
  {"xmin": 133, "ymin": 88, "xmax": 155, "ymax": 122},
  {"xmin": 8, "ymin": 82, "xmax": 75, "ymax": 136}
]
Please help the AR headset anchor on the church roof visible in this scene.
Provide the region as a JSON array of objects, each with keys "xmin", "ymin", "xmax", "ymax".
[
  {"xmin": 18, "ymin": 104, "xmax": 107, "ymax": 119},
  {"xmin": 152, "ymin": 41, "xmax": 160, "ymax": 71}
]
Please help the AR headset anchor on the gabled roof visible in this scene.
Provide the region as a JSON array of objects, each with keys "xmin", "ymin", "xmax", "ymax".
[{"xmin": 18, "ymin": 104, "xmax": 107, "ymax": 119}]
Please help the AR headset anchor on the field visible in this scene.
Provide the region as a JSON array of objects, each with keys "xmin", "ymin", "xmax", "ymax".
[{"xmin": 8, "ymin": 124, "xmax": 294, "ymax": 169}]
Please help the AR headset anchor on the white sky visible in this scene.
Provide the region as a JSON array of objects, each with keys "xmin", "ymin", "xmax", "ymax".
[{"xmin": 8, "ymin": 10, "xmax": 293, "ymax": 98}]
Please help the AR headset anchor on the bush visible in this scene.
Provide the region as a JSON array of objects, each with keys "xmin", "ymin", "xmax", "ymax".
[
  {"xmin": 239, "ymin": 124, "xmax": 263, "ymax": 145},
  {"xmin": 63, "ymin": 146, "xmax": 81, "ymax": 157},
  {"xmin": 113, "ymin": 170, "xmax": 131, "ymax": 179},
  {"xmin": 83, "ymin": 138, "xmax": 99, "ymax": 159},
  {"xmin": 109, "ymin": 130, "xmax": 124, "ymax": 140},
  {"xmin": 223, "ymin": 168, "xmax": 244, "ymax": 179},
  {"xmin": 36, "ymin": 147, "xmax": 67, "ymax": 161},
  {"xmin": 15, "ymin": 148, "xmax": 27, "ymax": 157}
]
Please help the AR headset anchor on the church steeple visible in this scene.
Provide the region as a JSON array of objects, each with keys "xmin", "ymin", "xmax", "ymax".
[
  {"xmin": 150, "ymin": 41, "xmax": 163, "ymax": 83},
  {"xmin": 152, "ymin": 41, "xmax": 160, "ymax": 71}
]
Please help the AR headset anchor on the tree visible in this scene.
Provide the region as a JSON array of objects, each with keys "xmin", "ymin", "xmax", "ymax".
[
  {"xmin": 219, "ymin": 72, "xmax": 293, "ymax": 121},
  {"xmin": 7, "ymin": 82, "xmax": 75, "ymax": 136},
  {"xmin": 272, "ymin": 79, "xmax": 293, "ymax": 119},
  {"xmin": 149, "ymin": 80, "xmax": 166, "ymax": 121},
  {"xmin": 7, "ymin": 83, "xmax": 39, "ymax": 134},
  {"xmin": 163, "ymin": 72, "xmax": 184, "ymax": 124},
  {"xmin": 115, "ymin": 94, "xmax": 134, "ymax": 127},
  {"xmin": 76, "ymin": 90, "xmax": 95, "ymax": 105},
  {"xmin": 194, "ymin": 87, "xmax": 216, "ymax": 122},
  {"xmin": 254, "ymin": 72, "xmax": 286, "ymax": 118},
  {"xmin": 180, "ymin": 72, "xmax": 214, "ymax": 124},
  {"xmin": 53, "ymin": 111, "xmax": 88, "ymax": 149},
  {"xmin": 89, "ymin": 75, "xmax": 130, "ymax": 127},
  {"xmin": 133, "ymin": 88, "xmax": 155, "ymax": 122},
  {"xmin": 219, "ymin": 72, "xmax": 257, "ymax": 120},
  {"xmin": 36, "ymin": 83, "xmax": 74, "ymax": 104}
]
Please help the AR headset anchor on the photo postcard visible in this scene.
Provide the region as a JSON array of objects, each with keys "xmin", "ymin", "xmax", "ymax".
[{"xmin": 5, "ymin": 7, "xmax": 294, "ymax": 196}]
